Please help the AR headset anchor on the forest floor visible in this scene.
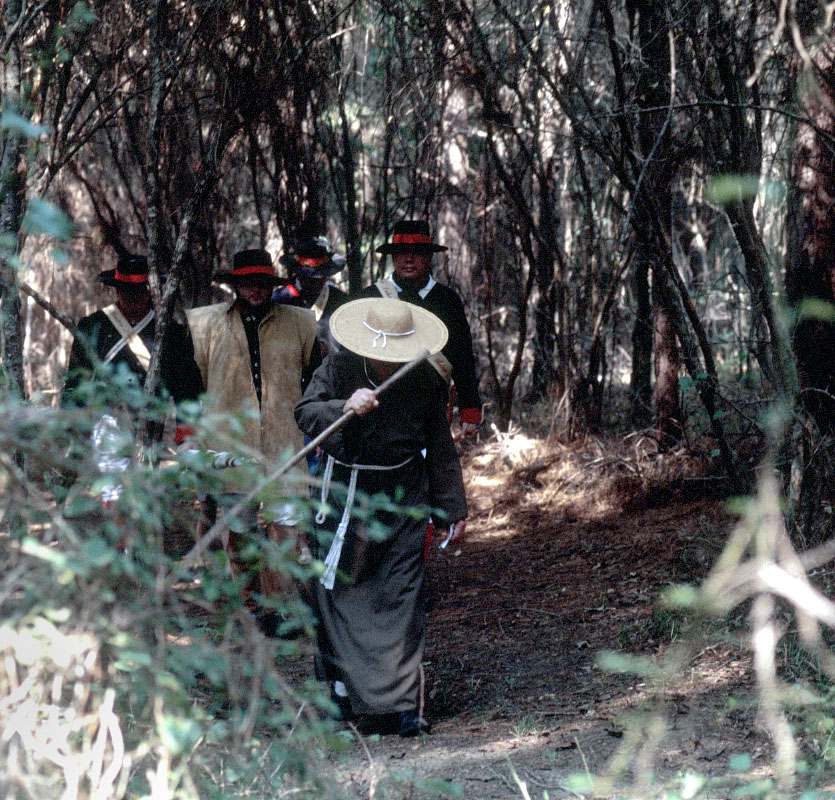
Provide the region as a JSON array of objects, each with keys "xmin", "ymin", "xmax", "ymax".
[{"xmin": 287, "ymin": 431, "xmax": 789, "ymax": 799}]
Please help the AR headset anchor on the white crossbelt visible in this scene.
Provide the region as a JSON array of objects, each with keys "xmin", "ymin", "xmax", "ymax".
[
  {"xmin": 101, "ymin": 305, "xmax": 154, "ymax": 369},
  {"xmin": 311, "ymin": 283, "xmax": 330, "ymax": 321},
  {"xmin": 317, "ymin": 453, "xmax": 414, "ymax": 590}
]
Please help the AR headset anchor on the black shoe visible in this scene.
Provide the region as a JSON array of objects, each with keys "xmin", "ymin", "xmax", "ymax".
[
  {"xmin": 398, "ymin": 710, "xmax": 431, "ymax": 737},
  {"xmin": 255, "ymin": 610, "xmax": 304, "ymax": 640},
  {"xmin": 357, "ymin": 712, "xmax": 400, "ymax": 736}
]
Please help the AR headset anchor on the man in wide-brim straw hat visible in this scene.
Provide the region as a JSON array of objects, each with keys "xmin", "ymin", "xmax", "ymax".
[
  {"xmin": 362, "ymin": 219, "xmax": 483, "ymax": 436},
  {"xmin": 295, "ymin": 297, "xmax": 468, "ymax": 737}
]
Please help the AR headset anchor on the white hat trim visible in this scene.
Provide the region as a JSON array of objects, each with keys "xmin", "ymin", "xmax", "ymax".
[{"xmin": 362, "ymin": 319, "xmax": 416, "ymax": 349}]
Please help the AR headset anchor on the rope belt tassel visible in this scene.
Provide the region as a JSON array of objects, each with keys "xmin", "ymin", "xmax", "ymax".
[
  {"xmin": 317, "ymin": 453, "xmax": 413, "ymax": 590},
  {"xmin": 319, "ymin": 461, "xmax": 358, "ymax": 590}
]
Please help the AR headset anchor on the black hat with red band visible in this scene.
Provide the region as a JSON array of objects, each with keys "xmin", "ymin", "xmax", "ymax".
[
  {"xmin": 98, "ymin": 254, "xmax": 152, "ymax": 287},
  {"xmin": 216, "ymin": 248, "xmax": 282, "ymax": 286},
  {"xmin": 279, "ymin": 235, "xmax": 345, "ymax": 279},
  {"xmin": 376, "ymin": 220, "xmax": 448, "ymax": 255}
]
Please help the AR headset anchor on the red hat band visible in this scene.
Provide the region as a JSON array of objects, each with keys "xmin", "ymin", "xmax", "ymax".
[
  {"xmin": 233, "ymin": 264, "xmax": 275, "ymax": 277},
  {"xmin": 113, "ymin": 270, "xmax": 148, "ymax": 283},
  {"xmin": 297, "ymin": 256, "xmax": 329, "ymax": 268},
  {"xmin": 392, "ymin": 233, "xmax": 433, "ymax": 245}
]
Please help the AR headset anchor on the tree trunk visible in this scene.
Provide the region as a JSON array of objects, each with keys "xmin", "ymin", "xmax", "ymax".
[
  {"xmin": 726, "ymin": 199, "xmax": 793, "ymax": 394},
  {"xmin": 0, "ymin": 0, "xmax": 27, "ymax": 400},
  {"xmin": 631, "ymin": 0, "xmax": 681, "ymax": 443},
  {"xmin": 785, "ymin": 40, "xmax": 835, "ymax": 432},
  {"xmin": 338, "ymin": 83, "xmax": 362, "ymax": 294},
  {"xmin": 530, "ymin": 247, "xmax": 557, "ymax": 400},
  {"xmin": 630, "ymin": 256, "xmax": 653, "ymax": 427},
  {"xmin": 652, "ymin": 266, "xmax": 682, "ymax": 446},
  {"xmin": 143, "ymin": 0, "xmax": 169, "ymax": 405},
  {"xmin": 530, "ymin": 159, "xmax": 559, "ymax": 401}
]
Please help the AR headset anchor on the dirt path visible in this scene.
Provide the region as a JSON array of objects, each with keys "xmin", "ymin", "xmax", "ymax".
[{"xmin": 308, "ymin": 436, "xmax": 765, "ymax": 799}]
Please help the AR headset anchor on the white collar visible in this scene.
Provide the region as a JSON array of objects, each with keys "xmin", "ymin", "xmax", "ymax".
[{"xmin": 391, "ymin": 274, "xmax": 435, "ymax": 299}]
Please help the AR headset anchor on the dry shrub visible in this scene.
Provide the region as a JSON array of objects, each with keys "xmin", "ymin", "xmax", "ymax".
[{"xmin": 0, "ymin": 391, "xmax": 341, "ymax": 800}]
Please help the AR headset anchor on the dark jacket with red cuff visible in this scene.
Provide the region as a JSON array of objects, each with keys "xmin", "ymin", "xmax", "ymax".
[{"xmin": 360, "ymin": 278, "xmax": 482, "ymax": 424}]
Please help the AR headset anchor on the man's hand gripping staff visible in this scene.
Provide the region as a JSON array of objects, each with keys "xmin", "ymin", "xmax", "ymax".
[
  {"xmin": 180, "ymin": 348, "xmax": 433, "ymax": 568},
  {"xmin": 342, "ymin": 366, "xmax": 467, "ymax": 549}
]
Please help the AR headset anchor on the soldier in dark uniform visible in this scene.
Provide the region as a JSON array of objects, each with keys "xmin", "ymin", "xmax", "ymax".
[
  {"xmin": 361, "ymin": 220, "xmax": 482, "ymax": 436},
  {"xmin": 274, "ymin": 233, "xmax": 349, "ymax": 359},
  {"xmin": 274, "ymin": 234, "xmax": 350, "ymax": 476},
  {"xmin": 62, "ymin": 254, "xmax": 203, "ymax": 413},
  {"xmin": 62, "ymin": 253, "xmax": 203, "ymax": 502}
]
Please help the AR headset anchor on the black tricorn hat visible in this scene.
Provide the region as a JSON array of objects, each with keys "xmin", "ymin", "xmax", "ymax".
[
  {"xmin": 216, "ymin": 248, "xmax": 282, "ymax": 285},
  {"xmin": 279, "ymin": 235, "xmax": 346, "ymax": 279},
  {"xmin": 98, "ymin": 254, "xmax": 151, "ymax": 287},
  {"xmin": 376, "ymin": 220, "xmax": 447, "ymax": 255}
]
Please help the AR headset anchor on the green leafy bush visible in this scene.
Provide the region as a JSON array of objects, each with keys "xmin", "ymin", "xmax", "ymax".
[{"xmin": 0, "ymin": 380, "xmax": 357, "ymax": 799}]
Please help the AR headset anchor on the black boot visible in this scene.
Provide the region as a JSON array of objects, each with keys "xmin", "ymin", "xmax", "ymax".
[
  {"xmin": 398, "ymin": 710, "xmax": 431, "ymax": 737},
  {"xmin": 330, "ymin": 686, "xmax": 353, "ymax": 722}
]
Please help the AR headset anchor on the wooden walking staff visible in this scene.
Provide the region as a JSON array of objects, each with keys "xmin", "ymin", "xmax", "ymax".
[{"xmin": 181, "ymin": 348, "xmax": 431, "ymax": 567}]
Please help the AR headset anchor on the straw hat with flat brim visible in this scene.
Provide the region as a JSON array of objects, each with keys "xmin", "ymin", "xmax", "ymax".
[{"xmin": 329, "ymin": 297, "xmax": 448, "ymax": 363}]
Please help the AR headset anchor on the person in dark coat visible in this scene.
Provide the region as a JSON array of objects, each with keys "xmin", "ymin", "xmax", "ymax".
[
  {"xmin": 275, "ymin": 233, "xmax": 350, "ymax": 476},
  {"xmin": 295, "ymin": 297, "xmax": 467, "ymax": 737},
  {"xmin": 274, "ymin": 233, "xmax": 349, "ymax": 359},
  {"xmin": 62, "ymin": 254, "xmax": 203, "ymax": 413},
  {"xmin": 61, "ymin": 253, "xmax": 204, "ymax": 503},
  {"xmin": 361, "ymin": 219, "xmax": 482, "ymax": 436}
]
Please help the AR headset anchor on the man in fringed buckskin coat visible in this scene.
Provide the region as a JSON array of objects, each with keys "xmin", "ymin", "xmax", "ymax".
[{"xmin": 187, "ymin": 248, "xmax": 320, "ymax": 635}]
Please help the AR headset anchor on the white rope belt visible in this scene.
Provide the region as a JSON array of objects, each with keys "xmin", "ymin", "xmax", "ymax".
[{"xmin": 317, "ymin": 453, "xmax": 413, "ymax": 590}]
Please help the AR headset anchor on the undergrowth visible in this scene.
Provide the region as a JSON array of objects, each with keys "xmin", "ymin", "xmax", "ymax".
[{"xmin": 0, "ymin": 375, "xmax": 359, "ymax": 799}]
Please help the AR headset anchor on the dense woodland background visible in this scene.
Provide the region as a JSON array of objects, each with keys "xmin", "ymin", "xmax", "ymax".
[
  {"xmin": 0, "ymin": 0, "xmax": 831, "ymax": 447},
  {"xmin": 0, "ymin": 2, "xmax": 834, "ymax": 525},
  {"xmin": 5, "ymin": 2, "xmax": 835, "ymax": 797}
]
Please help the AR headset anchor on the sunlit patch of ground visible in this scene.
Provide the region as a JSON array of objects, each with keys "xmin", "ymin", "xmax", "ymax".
[{"xmin": 298, "ymin": 433, "xmax": 788, "ymax": 799}]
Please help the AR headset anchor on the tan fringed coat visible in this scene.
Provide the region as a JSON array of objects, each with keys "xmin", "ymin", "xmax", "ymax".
[{"xmin": 187, "ymin": 301, "xmax": 317, "ymax": 465}]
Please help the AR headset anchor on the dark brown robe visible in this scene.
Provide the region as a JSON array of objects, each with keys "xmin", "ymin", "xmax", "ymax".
[{"xmin": 295, "ymin": 350, "xmax": 467, "ymax": 715}]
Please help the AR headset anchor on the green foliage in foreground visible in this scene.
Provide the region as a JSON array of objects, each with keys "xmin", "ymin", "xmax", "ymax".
[
  {"xmin": 566, "ymin": 467, "xmax": 835, "ymax": 800},
  {"xmin": 0, "ymin": 380, "xmax": 368, "ymax": 800}
]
